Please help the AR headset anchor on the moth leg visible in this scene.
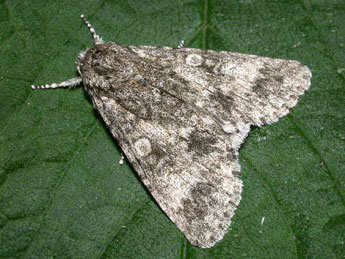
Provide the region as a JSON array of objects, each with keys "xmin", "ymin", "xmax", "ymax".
[
  {"xmin": 177, "ymin": 40, "xmax": 185, "ymax": 49},
  {"xmin": 31, "ymin": 77, "xmax": 82, "ymax": 89},
  {"xmin": 119, "ymin": 153, "xmax": 125, "ymax": 165},
  {"xmin": 80, "ymin": 14, "xmax": 104, "ymax": 45}
]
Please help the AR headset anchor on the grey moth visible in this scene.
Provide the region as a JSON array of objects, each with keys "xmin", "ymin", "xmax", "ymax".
[{"xmin": 32, "ymin": 15, "xmax": 312, "ymax": 248}]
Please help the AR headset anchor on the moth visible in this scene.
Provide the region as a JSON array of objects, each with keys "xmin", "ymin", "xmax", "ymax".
[{"xmin": 32, "ymin": 15, "xmax": 312, "ymax": 248}]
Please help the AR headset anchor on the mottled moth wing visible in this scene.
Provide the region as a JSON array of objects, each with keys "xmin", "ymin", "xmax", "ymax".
[
  {"xmin": 130, "ymin": 45, "xmax": 311, "ymax": 129},
  {"xmin": 80, "ymin": 43, "xmax": 311, "ymax": 248}
]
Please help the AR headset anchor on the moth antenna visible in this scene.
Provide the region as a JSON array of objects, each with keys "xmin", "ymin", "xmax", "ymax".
[
  {"xmin": 31, "ymin": 77, "xmax": 82, "ymax": 90},
  {"xmin": 80, "ymin": 14, "xmax": 104, "ymax": 45}
]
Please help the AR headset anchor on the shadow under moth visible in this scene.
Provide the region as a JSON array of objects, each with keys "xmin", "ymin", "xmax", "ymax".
[{"xmin": 32, "ymin": 15, "xmax": 312, "ymax": 248}]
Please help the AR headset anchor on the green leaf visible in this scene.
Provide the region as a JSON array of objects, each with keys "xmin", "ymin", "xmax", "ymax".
[{"xmin": 0, "ymin": 0, "xmax": 344, "ymax": 258}]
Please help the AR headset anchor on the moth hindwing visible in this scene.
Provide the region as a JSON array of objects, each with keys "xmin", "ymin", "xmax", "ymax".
[{"xmin": 32, "ymin": 15, "xmax": 312, "ymax": 248}]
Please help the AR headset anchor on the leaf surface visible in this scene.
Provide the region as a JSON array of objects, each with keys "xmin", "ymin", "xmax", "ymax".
[{"xmin": 0, "ymin": 0, "xmax": 344, "ymax": 258}]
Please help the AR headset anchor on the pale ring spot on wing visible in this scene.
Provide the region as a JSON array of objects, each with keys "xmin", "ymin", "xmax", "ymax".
[
  {"xmin": 186, "ymin": 54, "xmax": 203, "ymax": 67},
  {"xmin": 134, "ymin": 138, "xmax": 152, "ymax": 157}
]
